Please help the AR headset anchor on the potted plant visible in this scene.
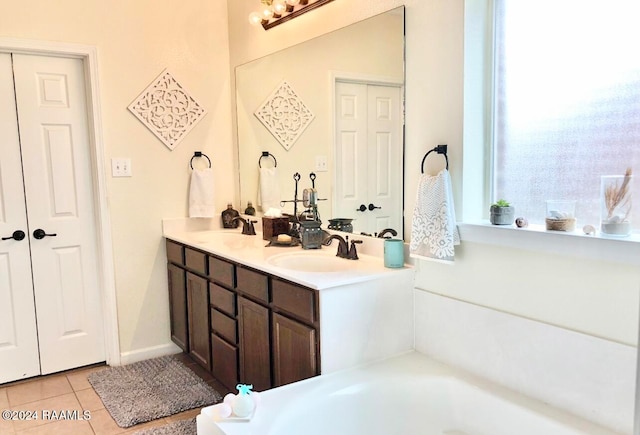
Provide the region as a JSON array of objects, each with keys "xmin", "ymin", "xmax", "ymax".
[{"xmin": 490, "ymin": 199, "xmax": 515, "ymax": 225}]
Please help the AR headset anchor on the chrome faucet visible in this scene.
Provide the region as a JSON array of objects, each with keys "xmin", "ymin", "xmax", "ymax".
[
  {"xmin": 232, "ymin": 216, "xmax": 257, "ymax": 235},
  {"xmin": 322, "ymin": 234, "xmax": 362, "ymax": 260},
  {"xmin": 377, "ymin": 228, "xmax": 398, "ymax": 238}
]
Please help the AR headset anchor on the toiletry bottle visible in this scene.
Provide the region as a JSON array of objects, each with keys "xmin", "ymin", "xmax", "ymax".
[
  {"xmin": 244, "ymin": 201, "xmax": 256, "ymax": 216},
  {"xmin": 222, "ymin": 203, "xmax": 240, "ymax": 228},
  {"xmin": 232, "ymin": 384, "xmax": 255, "ymax": 418}
]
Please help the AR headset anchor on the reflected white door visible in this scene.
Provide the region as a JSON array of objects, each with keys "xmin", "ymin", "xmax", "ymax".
[
  {"xmin": 0, "ymin": 53, "xmax": 41, "ymax": 383},
  {"xmin": 0, "ymin": 53, "xmax": 105, "ymax": 382},
  {"xmin": 334, "ymin": 81, "xmax": 403, "ymax": 235}
]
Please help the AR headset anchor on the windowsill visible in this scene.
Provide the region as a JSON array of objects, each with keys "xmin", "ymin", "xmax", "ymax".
[{"xmin": 458, "ymin": 221, "xmax": 640, "ymax": 266}]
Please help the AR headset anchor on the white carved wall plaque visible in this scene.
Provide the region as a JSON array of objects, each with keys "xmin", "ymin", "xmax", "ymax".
[
  {"xmin": 128, "ymin": 69, "xmax": 206, "ymax": 150},
  {"xmin": 254, "ymin": 81, "xmax": 314, "ymax": 151}
]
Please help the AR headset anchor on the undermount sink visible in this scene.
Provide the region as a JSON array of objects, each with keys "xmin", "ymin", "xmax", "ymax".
[{"xmin": 266, "ymin": 251, "xmax": 381, "ymax": 273}]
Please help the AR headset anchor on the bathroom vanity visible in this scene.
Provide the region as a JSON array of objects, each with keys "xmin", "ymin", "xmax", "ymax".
[
  {"xmin": 167, "ymin": 238, "xmax": 319, "ymax": 391},
  {"xmin": 163, "ymin": 221, "xmax": 414, "ymax": 393}
]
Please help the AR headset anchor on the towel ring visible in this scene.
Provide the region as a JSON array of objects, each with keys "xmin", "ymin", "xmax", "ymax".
[
  {"xmin": 420, "ymin": 145, "xmax": 448, "ymax": 173},
  {"xmin": 190, "ymin": 151, "xmax": 211, "ymax": 169},
  {"xmin": 258, "ymin": 151, "xmax": 277, "ymax": 168}
]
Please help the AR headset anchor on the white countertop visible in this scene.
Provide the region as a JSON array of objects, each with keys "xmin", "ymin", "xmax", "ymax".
[{"xmin": 162, "ymin": 218, "xmax": 413, "ymax": 290}]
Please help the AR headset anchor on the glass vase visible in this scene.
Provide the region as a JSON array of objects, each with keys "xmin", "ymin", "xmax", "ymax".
[{"xmin": 600, "ymin": 174, "xmax": 632, "ymax": 237}]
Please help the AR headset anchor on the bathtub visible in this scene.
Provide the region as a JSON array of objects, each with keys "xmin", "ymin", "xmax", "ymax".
[{"xmin": 196, "ymin": 352, "xmax": 621, "ymax": 435}]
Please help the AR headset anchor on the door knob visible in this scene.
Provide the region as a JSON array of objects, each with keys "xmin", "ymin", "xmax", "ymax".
[
  {"xmin": 368, "ymin": 203, "xmax": 382, "ymax": 211},
  {"xmin": 356, "ymin": 204, "xmax": 367, "ymax": 212},
  {"xmin": 2, "ymin": 230, "xmax": 26, "ymax": 241},
  {"xmin": 33, "ymin": 229, "xmax": 57, "ymax": 240}
]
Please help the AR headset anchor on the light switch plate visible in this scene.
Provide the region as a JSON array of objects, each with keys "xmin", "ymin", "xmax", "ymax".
[
  {"xmin": 111, "ymin": 158, "xmax": 132, "ymax": 177},
  {"xmin": 315, "ymin": 155, "xmax": 328, "ymax": 172}
]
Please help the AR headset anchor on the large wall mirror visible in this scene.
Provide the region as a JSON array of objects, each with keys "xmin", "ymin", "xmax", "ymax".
[{"xmin": 236, "ymin": 6, "xmax": 405, "ymax": 238}]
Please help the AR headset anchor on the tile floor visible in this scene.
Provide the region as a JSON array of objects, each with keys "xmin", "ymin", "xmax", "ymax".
[{"xmin": 0, "ymin": 353, "xmax": 231, "ymax": 435}]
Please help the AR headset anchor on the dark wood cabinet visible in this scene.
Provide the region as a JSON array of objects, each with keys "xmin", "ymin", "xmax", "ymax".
[
  {"xmin": 186, "ymin": 272, "xmax": 211, "ymax": 370},
  {"xmin": 237, "ymin": 296, "xmax": 272, "ymax": 391},
  {"xmin": 211, "ymin": 333, "xmax": 238, "ymax": 390},
  {"xmin": 166, "ymin": 238, "xmax": 320, "ymax": 393},
  {"xmin": 167, "ymin": 263, "xmax": 188, "ymax": 351},
  {"xmin": 272, "ymin": 312, "xmax": 318, "ymax": 387}
]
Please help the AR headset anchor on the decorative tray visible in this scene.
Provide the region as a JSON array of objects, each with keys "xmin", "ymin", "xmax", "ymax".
[{"xmin": 265, "ymin": 237, "xmax": 300, "ymax": 247}]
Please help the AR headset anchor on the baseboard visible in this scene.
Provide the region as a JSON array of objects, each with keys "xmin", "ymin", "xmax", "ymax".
[{"xmin": 119, "ymin": 342, "xmax": 183, "ymax": 366}]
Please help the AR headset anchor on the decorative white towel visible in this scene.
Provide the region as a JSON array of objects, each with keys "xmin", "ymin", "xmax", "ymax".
[
  {"xmin": 189, "ymin": 168, "xmax": 215, "ymax": 218},
  {"xmin": 257, "ymin": 167, "xmax": 281, "ymax": 212},
  {"xmin": 410, "ymin": 169, "xmax": 460, "ymax": 262}
]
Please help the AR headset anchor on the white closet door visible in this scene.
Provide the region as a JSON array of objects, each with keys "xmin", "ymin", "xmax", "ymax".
[
  {"xmin": 0, "ymin": 54, "xmax": 42, "ymax": 383},
  {"xmin": 13, "ymin": 54, "xmax": 105, "ymax": 375},
  {"xmin": 366, "ymin": 84, "xmax": 403, "ymax": 234},
  {"xmin": 335, "ymin": 81, "xmax": 368, "ymax": 229},
  {"xmin": 334, "ymin": 81, "xmax": 403, "ymax": 235}
]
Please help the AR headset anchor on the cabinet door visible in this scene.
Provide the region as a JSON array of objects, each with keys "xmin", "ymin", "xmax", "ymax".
[
  {"xmin": 167, "ymin": 264, "xmax": 188, "ymax": 351},
  {"xmin": 211, "ymin": 333, "xmax": 238, "ymax": 391},
  {"xmin": 272, "ymin": 313, "xmax": 318, "ymax": 387},
  {"xmin": 187, "ymin": 272, "xmax": 210, "ymax": 370},
  {"xmin": 237, "ymin": 296, "xmax": 271, "ymax": 391}
]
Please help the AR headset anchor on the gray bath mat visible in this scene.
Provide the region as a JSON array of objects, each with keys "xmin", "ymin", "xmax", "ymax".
[
  {"xmin": 133, "ymin": 417, "xmax": 196, "ymax": 435},
  {"xmin": 88, "ymin": 355, "xmax": 221, "ymax": 428}
]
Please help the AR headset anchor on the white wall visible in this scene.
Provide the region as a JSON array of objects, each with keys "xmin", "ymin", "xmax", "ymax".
[{"xmin": 0, "ymin": 0, "xmax": 234, "ymax": 357}]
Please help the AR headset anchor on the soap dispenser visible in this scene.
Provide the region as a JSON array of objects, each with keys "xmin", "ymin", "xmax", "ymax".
[
  {"xmin": 244, "ymin": 201, "xmax": 256, "ymax": 216},
  {"xmin": 221, "ymin": 203, "xmax": 240, "ymax": 228}
]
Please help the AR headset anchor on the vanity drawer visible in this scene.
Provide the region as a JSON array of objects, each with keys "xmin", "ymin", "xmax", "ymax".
[
  {"xmin": 211, "ymin": 308, "xmax": 237, "ymax": 343},
  {"xmin": 209, "ymin": 283, "xmax": 235, "ymax": 316},
  {"xmin": 185, "ymin": 247, "xmax": 207, "ymax": 275},
  {"xmin": 166, "ymin": 240, "xmax": 184, "ymax": 265},
  {"xmin": 236, "ymin": 266, "xmax": 269, "ymax": 304},
  {"xmin": 271, "ymin": 279, "xmax": 316, "ymax": 325},
  {"xmin": 208, "ymin": 256, "xmax": 235, "ymax": 288}
]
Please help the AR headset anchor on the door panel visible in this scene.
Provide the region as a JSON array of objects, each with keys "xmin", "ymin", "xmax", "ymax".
[
  {"xmin": 367, "ymin": 84, "xmax": 402, "ymax": 234},
  {"xmin": 187, "ymin": 272, "xmax": 211, "ymax": 370},
  {"xmin": 334, "ymin": 81, "xmax": 402, "ymax": 235},
  {"xmin": 272, "ymin": 313, "xmax": 317, "ymax": 388},
  {"xmin": 335, "ymin": 83, "xmax": 367, "ymax": 224},
  {"xmin": 12, "ymin": 53, "xmax": 105, "ymax": 375},
  {"xmin": 0, "ymin": 53, "xmax": 41, "ymax": 383},
  {"xmin": 238, "ymin": 296, "xmax": 271, "ymax": 391}
]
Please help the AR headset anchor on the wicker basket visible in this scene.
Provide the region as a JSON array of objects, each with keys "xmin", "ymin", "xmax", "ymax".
[{"xmin": 545, "ymin": 218, "xmax": 576, "ymax": 232}]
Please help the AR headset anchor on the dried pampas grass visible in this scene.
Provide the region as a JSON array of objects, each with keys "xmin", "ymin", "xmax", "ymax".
[{"xmin": 604, "ymin": 167, "xmax": 632, "ymax": 220}]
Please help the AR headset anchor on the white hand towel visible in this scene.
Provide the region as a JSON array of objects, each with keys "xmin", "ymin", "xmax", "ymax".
[
  {"xmin": 257, "ymin": 167, "xmax": 281, "ymax": 212},
  {"xmin": 189, "ymin": 168, "xmax": 215, "ymax": 218},
  {"xmin": 410, "ymin": 169, "xmax": 460, "ymax": 262}
]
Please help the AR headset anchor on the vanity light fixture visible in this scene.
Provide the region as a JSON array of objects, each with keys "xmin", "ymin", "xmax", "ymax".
[{"xmin": 249, "ymin": 0, "xmax": 334, "ymax": 30}]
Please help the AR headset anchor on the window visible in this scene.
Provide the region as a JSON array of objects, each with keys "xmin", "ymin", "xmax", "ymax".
[{"xmin": 492, "ymin": 0, "xmax": 640, "ymax": 229}]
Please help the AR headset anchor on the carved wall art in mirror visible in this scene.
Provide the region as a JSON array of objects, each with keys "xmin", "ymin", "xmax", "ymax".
[{"xmin": 236, "ymin": 7, "xmax": 405, "ymax": 238}]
